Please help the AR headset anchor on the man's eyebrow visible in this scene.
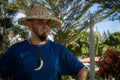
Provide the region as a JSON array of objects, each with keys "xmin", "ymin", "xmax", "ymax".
[
  {"xmin": 37, "ymin": 19, "xmax": 51, "ymax": 23},
  {"xmin": 38, "ymin": 20, "xmax": 43, "ymax": 22}
]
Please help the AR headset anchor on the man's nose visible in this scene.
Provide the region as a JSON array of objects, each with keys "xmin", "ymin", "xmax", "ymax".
[{"xmin": 42, "ymin": 24, "xmax": 50, "ymax": 31}]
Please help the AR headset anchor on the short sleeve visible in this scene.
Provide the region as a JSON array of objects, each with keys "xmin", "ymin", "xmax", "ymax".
[{"xmin": 57, "ymin": 46, "xmax": 84, "ymax": 75}]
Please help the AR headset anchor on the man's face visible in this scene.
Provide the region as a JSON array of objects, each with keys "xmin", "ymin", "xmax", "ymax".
[{"xmin": 28, "ymin": 19, "xmax": 51, "ymax": 41}]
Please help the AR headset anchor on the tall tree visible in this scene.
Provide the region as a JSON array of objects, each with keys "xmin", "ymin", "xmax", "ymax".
[
  {"xmin": 0, "ymin": 1, "xmax": 16, "ymax": 53},
  {"xmin": 39, "ymin": 0, "xmax": 119, "ymax": 47},
  {"xmin": 89, "ymin": 15, "xmax": 95, "ymax": 80},
  {"xmin": 89, "ymin": 0, "xmax": 120, "ymax": 21},
  {"xmin": 0, "ymin": 0, "xmax": 30, "ymax": 53}
]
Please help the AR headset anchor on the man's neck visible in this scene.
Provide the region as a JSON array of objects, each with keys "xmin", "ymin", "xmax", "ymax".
[{"xmin": 30, "ymin": 37, "xmax": 47, "ymax": 45}]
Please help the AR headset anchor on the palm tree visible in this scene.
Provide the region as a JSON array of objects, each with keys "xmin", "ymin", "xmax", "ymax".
[
  {"xmin": 89, "ymin": 15, "xmax": 95, "ymax": 80},
  {"xmin": 41, "ymin": 0, "xmax": 118, "ymax": 47}
]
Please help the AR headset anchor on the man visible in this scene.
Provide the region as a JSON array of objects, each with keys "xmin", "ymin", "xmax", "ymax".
[{"xmin": 0, "ymin": 3, "xmax": 88, "ymax": 80}]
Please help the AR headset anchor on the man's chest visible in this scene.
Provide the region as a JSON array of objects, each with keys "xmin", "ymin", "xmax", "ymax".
[{"xmin": 18, "ymin": 48, "xmax": 59, "ymax": 76}]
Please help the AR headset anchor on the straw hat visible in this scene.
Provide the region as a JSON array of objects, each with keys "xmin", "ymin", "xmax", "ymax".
[{"xmin": 18, "ymin": 3, "xmax": 62, "ymax": 28}]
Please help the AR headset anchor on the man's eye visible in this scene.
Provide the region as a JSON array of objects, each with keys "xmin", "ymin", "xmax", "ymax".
[{"xmin": 38, "ymin": 22, "xmax": 43, "ymax": 24}]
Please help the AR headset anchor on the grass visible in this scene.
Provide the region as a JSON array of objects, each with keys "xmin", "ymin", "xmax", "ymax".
[{"xmin": 61, "ymin": 74, "xmax": 119, "ymax": 80}]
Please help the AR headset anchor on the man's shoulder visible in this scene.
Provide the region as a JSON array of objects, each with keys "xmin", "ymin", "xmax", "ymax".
[
  {"xmin": 48, "ymin": 40, "xmax": 67, "ymax": 51},
  {"xmin": 9, "ymin": 40, "xmax": 28, "ymax": 49},
  {"xmin": 48, "ymin": 40, "xmax": 65, "ymax": 47},
  {"xmin": 2, "ymin": 40, "xmax": 28, "ymax": 57}
]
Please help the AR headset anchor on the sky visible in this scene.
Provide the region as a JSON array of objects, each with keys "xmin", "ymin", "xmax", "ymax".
[
  {"xmin": 89, "ymin": 3, "xmax": 120, "ymax": 35},
  {"xmin": 95, "ymin": 19, "xmax": 120, "ymax": 35}
]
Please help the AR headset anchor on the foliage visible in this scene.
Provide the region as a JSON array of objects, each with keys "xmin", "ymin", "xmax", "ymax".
[
  {"xmin": 88, "ymin": 0, "xmax": 120, "ymax": 21},
  {"xmin": 68, "ymin": 31, "xmax": 102, "ymax": 56},
  {"xmin": 40, "ymin": 0, "xmax": 118, "ymax": 47},
  {"xmin": 104, "ymin": 32, "xmax": 120, "ymax": 46},
  {"xmin": 68, "ymin": 31, "xmax": 120, "ymax": 56},
  {"xmin": 104, "ymin": 32, "xmax": 120, "ymax": 54},
  {"xmin": 0, "ymin": 0, "xmax": 30, "ymax": 53},
  {"xmin": 0, "ymin": 18, "xmax": 14, "ymax": 28},
  {"xmin": 96, "ymin": 48, "xmax": 120, "ymax": 79},
  {"xmin": 68, "ymin": 32, "xmax": 89, "ymax": 56}
]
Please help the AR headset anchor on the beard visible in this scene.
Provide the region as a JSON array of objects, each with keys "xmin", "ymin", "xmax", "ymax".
[
  {"xmin": 32, "ymin": 28, "xmax": 47, "ymax": 41},
  {"xmin": 37, "ymin": 33, "xmax": 47, "ymax": 41}
]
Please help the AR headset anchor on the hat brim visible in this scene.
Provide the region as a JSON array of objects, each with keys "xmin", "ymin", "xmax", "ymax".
[{"xmin": 18, "ymin": 17, "xmax": 62, "ymax": 28}]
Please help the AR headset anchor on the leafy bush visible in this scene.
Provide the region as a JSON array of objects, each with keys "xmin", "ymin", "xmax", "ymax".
[{"xmin": 96, "ymin": 48, "xmax": 120, "ymax": 79}]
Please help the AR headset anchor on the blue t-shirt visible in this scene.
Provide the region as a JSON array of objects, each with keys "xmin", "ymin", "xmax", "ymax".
[{"xmin": 0, "ymin": 40, "xmax": 84, "ymax": 80}]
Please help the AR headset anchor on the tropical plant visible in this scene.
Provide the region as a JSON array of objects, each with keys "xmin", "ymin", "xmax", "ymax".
[
  {"xmin": 40, "ymin": 0, "xmax": 119, "ymax": 47},
  {"xmin": 0, "ymin": 1, "xmax": 16, "ymax": 53},
  {"xmin": 104, "ymin": 32, "xmax": 120, "ymax": 54},
  {"xmin": 96, "ymin": 48, "xmax": 120, "ymax": 80},
  {"xmin": 0, "ymin": 0, "xmax": 30, "ymax": 53},
  {"xmin": 68, "ymin": 31, "xmax": 102, "ymax": 56}
]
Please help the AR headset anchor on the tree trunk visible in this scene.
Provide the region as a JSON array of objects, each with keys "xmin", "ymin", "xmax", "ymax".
[
  {"xmin": 2, "ymin": 24, "xmax": 7, "ymax": 53},
  {"xmin": 89, "ymin": 19, "xmax": 95, "ymax": 80}
]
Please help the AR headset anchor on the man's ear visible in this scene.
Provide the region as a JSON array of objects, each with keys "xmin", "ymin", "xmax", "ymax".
[{"xmin": 26, "ymin": 21, "xmax": 32, "ymax": 29}]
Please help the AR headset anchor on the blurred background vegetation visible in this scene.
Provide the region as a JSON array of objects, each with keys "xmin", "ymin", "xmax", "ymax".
[{"xmin": 0, "ymin": 0, "xmax": 120, "ymax": 80}]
